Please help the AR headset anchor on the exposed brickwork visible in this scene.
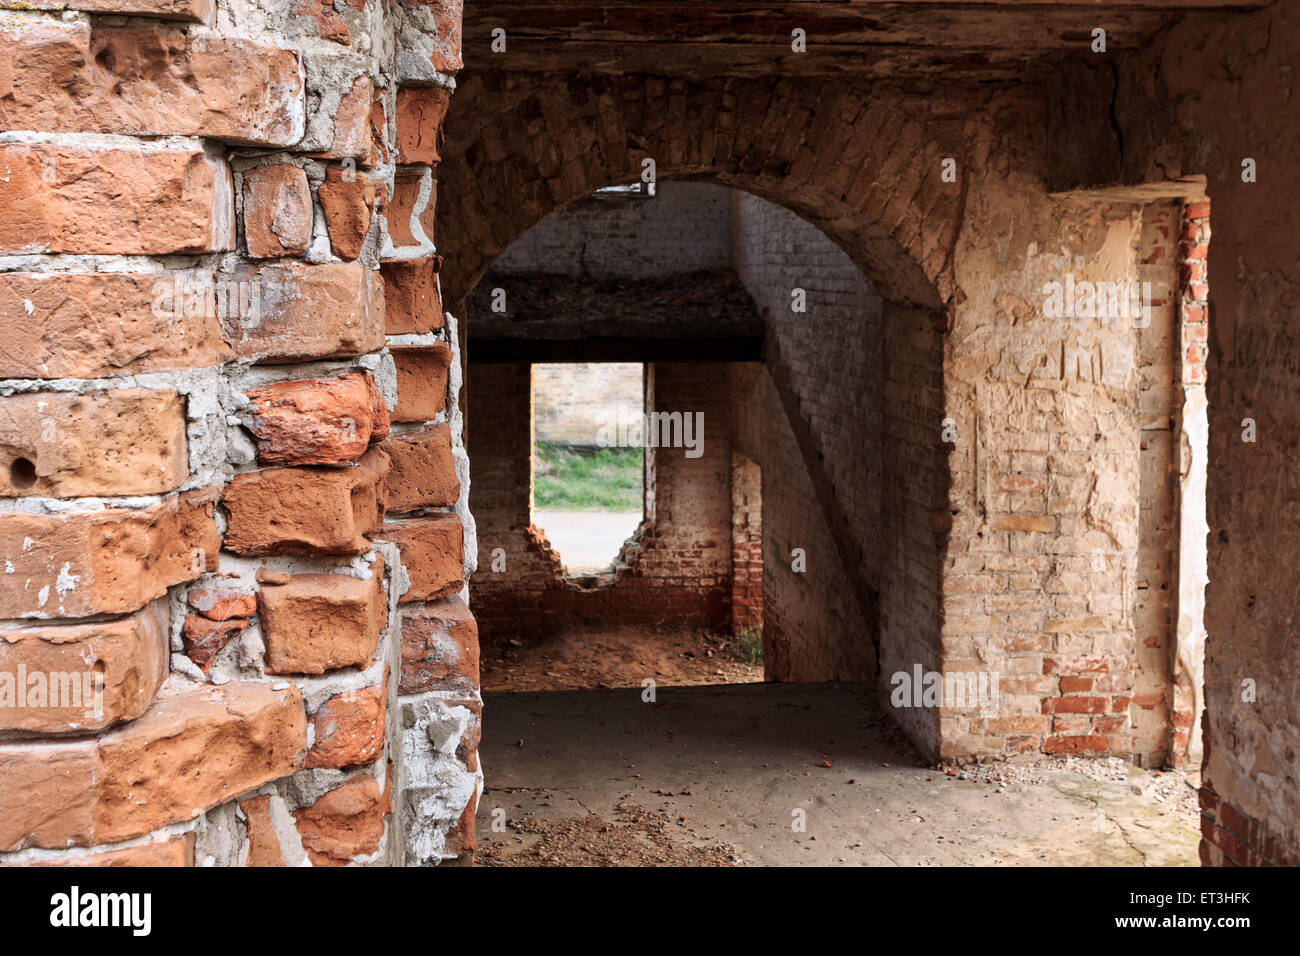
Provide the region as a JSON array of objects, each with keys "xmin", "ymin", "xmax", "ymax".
[
  {"xmin": 3, "ymin": 0, "xmax": 1297, "ymax": 870},
  {"xmin": 0, "ymin": 0, "xmax": 476, "ymax": 868}
]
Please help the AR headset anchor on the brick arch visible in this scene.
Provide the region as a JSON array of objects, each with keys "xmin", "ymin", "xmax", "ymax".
[
  {"xmin": 440, "ymin": 70, "xmax": 957, "ymax": 754},
  {"xmin": 437, "ymin": 72, "xmax": 967, "ymax": 311}
]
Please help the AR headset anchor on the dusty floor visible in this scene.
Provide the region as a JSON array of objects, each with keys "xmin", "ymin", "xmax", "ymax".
[
  {"xmin": 532, "ymin": 509, "xmax": 641, "ymax": 573},
  {"xmin": 474, "ymin": 682, "xmax": 1200, "ymax": 866},
  {"xmin": 481, "ymin": 623, "xmax": 763, "ymax": 692}
]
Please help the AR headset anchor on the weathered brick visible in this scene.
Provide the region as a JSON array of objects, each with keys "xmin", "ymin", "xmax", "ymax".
[
  {"xmin": 1042, "ymin": 696, "xmax": 1108, "ymax": 714},
  {"xmin": 224, "ymin": 263, "xmax": 385, "ymax": 364},
  {"xmin": 0, "ymin": 599, "xmax": 168, "ymax": 734},
  {"xmin": 0, "ymin": 680, "xmax": 306, "ymax": 851},
  {"xmin": 0, "ymin": 143, "xmax": 233, "ymax": 255},
  {"xmin": 386, "ymin": 167, "xmax": 434, "ymax": 248},
  {"xmin": 7, "ymin": 0, "xmax": 213, "ymax": 24},
  {"xmin": 391, "ymin": 343, "xmax": 452, "ymax": 421},
  {"xmin": 309, "ymin": 76, "xmax": 376, "ymax": 163},
  {"xmin": 380, "ymin": 257, "xmax": 444, "ymax": 335},
  {"xmin": 375, "ymin": 513, "xmax": 463, "ymax": 602},
  {"xmin": 242, "ymin": 164, "xmax": 312, "ymax": 258},
  {"xmin": 240, "ymin": 794, "xmax": 288, "ymax": 867},
  {"xmin": 379, "ymin": 424, "xmax": 459, "ymax": 512},
  {"xmin": 992, "ymin": 514, "xmax": 1055, "ymax": 534},
  {"xmin": 414, "ymin": 0, "xmax": 462, "ymax": 72},
  {"xmin": 0, "ymin": 489, "xmax": 219, "ymax": 619},
  {"xmin": 1042, "ymin": 734, "xmax": 1109, "ymax": 754},
  {"xmin": 221, "ymin": 446, "xmax": 389, "ymax": 555},
  {"xmin": 398, "ymin": 596, "xmax": 478, "ymax": 694},
  {"xmin": 292, "ymin": 771, "xmax": 390, "ymax": 866},
  {"xmin": 242, "ymin": 372, "xmax": 389, "ymax": 466},
  {"xmin": 258, "ymin": 566, "xmax": 386, "ymax": 674},
  {"xmin": 187, "ymin": 588, "xmax": 258, "ymax": 621},
  {"xmin": 294, "ymin": 0, "xmax": 349, "ymax": 45},
  {"xmin": 318, "ymin": 166, "xmax": 380, "ymax": 261},
  {"xmin": 442, "ymin": 789, "xmax": 477, "ymax": 863},
  {"xmin": 306, "ymin": 682, "xmax": 386, "ymax": 768},
  {"xmin": 0, "ymin": 389, "xmax": 188, "ymax": 498},
  {"xmin": 181, "ymin": 615, "xmax": 247, "ymax": 672},
  {"xmin": 395, "ymin": 87, "xmax": 450, "ymax": 164},
  {"xmin": 0, "ymin": 19, "xmax": 304, "ymax": 146},
  {"xmin": 28, "ymin": 834, "xmax": 195, "ymax": 867},
  {"xmin": 0, "ymin": 271, "xmax": 235, "ymax": 379}
]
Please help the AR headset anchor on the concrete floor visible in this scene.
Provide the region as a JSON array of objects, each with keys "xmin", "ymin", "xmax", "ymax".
[
  {"xmin": 531, "ymin": 509, "xmax": 641, "ymax": 573},
  {"xmin": 475, "ymin": 682, "xmax": 1200, "ymax": 866}
]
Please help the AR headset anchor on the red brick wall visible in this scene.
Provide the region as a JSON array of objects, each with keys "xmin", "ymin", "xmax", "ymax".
[{"xmin": 0, "ymin": 0, "xmax": 478, "ymax": 867}]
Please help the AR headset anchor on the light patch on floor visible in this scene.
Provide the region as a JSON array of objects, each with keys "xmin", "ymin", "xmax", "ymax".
[{"xmin": 476, "ymin": 682, "xmax": 1200, "ymax": 867}]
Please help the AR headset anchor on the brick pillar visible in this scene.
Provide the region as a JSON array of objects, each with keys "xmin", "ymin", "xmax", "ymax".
[{"xmin": 0, "ymin": 0, "xmax": 477, "ymax": 867}]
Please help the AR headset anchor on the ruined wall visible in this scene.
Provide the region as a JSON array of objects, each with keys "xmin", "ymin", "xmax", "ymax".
[
  {"xmin": 1132, "ymin": 200, "xmax": 1180, "ymax": 767},
  {"xmin": 0, "ymin": 0, "xmax": 479, "ymax": 866},
  {"xmin": 1172, "ymin": 200, "xmax": 1210, "ymax": 770},
  {"xmin": 728, "ymin": 191, "xmax": 884, "ymax": 684},
  {"xmin": 727, "ymin": 362, "xmax": 865, "ymax": 681},
  {"xmin": 943, "ymin": 118, "xmax": 1148, "ymax": 760},
  {"xmin": 1106, "ymin": 0, "xmax": 1300, "ymax": 865},
  {"xmin": 438, "ymin": 67, "xmax": 1194, "ymax": 765},
  {"xmin": 469, "ymin": 360, "xmax": 732, "ymax": 638}
]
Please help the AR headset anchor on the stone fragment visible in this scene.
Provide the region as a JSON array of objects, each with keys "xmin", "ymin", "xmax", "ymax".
[
  {"xmin": 188, "ymin": 588, "xmax": 258, "ymax": 621},
  {"xmin": 181, "ymin": 615, "xmax": 247, "ymax": 672}
]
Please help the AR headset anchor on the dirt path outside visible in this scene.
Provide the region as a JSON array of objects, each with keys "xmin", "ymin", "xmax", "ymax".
[{"xmin": 482, "ymin": 623, "xmax": 763, "ymax": 693}]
